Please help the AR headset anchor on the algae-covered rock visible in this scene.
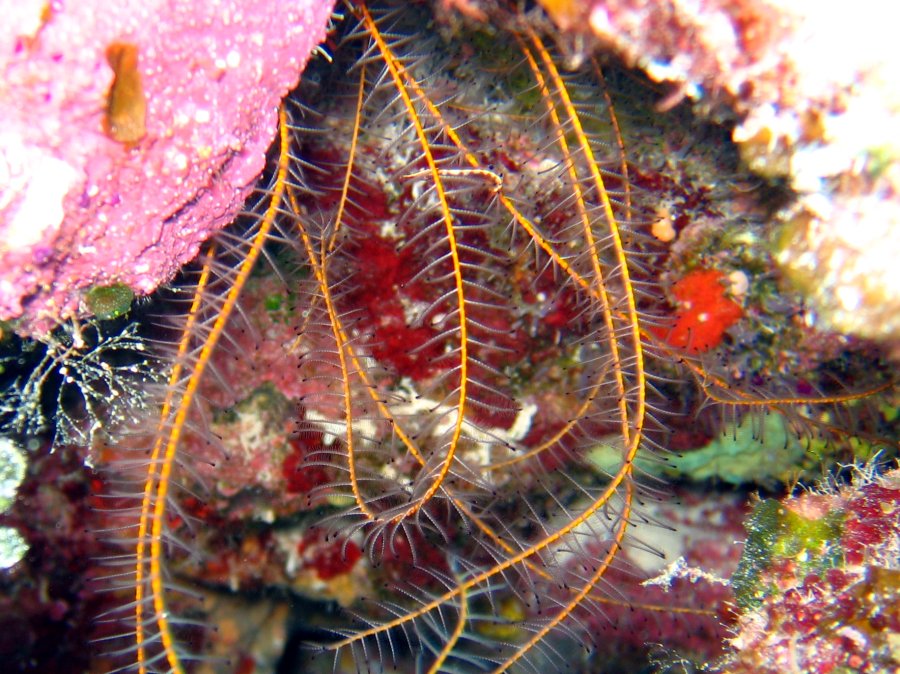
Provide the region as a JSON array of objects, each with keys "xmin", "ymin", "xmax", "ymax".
[
  {"xmin": 731, "ymin": 497, "xmax": 843, "ymax": 609},
  {"xmin": 721, "ymin": 466, "xmax": 900, "ymax": 674}
]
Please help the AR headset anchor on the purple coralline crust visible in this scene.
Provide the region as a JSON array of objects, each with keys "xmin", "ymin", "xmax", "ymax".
[
  {"xmin": 0, "ymin": 0, "xmax": 335, "ymax": 336},
  {"xmin": 723, "ymin": 469, "xmax": 900, "ymax": 674},
  {"xmin": 0, "ymin": 444, "xmax": 110, "ymax": 671}
]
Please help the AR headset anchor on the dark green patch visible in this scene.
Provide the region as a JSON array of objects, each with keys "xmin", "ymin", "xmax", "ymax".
[
  {"xmin": 265, "ymin": 294, "xmax": 284, "ymax": 312},
  {"xmin": 84, "ymin": 283, "xmax": 134, "ymax": 320}
]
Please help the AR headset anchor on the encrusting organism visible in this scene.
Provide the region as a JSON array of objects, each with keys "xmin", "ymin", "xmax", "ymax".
[{"xmin": 722, "ymin": 463, "xmax": 900, "ymax": 674}]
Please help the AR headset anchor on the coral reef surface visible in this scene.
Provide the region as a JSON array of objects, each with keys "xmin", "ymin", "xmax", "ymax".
[{"xmin": 532, "ymin": 0, "xmax": 900, "ymax": 345}]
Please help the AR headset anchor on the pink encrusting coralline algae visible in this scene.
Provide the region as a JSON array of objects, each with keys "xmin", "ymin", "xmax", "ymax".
[{"xmin": 0, "ymin": 0, "xmax": 335, "ymax": 337}]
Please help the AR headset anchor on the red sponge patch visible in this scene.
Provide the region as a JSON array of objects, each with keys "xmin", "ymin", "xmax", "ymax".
[{"xmin": 656, "ymin": 269, "xmax": 743, "ymax": 353}]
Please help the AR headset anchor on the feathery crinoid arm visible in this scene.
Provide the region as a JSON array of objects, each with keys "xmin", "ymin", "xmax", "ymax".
[
  {"xmin": 92, "ymin": 109, "xmax": 292, "ymax": 673},
  {"xmin": 276, "ymin": 3, "xmax": 665, "ymax": 671}
]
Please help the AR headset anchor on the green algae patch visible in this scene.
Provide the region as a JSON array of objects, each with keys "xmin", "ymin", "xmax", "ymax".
[
  {"xmin": 84, "ymin": 283, "xmax": 134, "ymax": 320},
  {"xmin": 665, "ymin": 414, "xmax": 806, "ymax": 486},
  {"xmin": 591, "ymin": 415, "xmax": 806, "ymax": 487},
  {"xmin": 732, "ymin": 497, "xmax": 844, "ymax": 609},
  {"xmin": 265, "ymin": 293, "xmax": 284, "ymax": 312},
  {"xmin": 588, "ymin": 438, "xmax": 659, "ymax": 477}
]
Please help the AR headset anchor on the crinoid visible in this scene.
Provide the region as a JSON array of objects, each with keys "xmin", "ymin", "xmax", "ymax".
[{"xmin": 87, "ymin": 1, "xmax": 896, "ymax": 672}]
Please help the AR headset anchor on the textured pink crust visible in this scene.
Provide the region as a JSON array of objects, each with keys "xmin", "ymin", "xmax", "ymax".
[
  {"xmin": 540, "ymin": 0, "xmax": 810, "ymax": 115},
  {"xmin": 0, "ymin": 0, "xmax": 335, "ymax": 336}
]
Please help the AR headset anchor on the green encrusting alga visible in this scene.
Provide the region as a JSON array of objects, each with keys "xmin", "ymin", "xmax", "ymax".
[{"xmin": 731, "ymin": 497, "xmax": 844, "ymax": 609}]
